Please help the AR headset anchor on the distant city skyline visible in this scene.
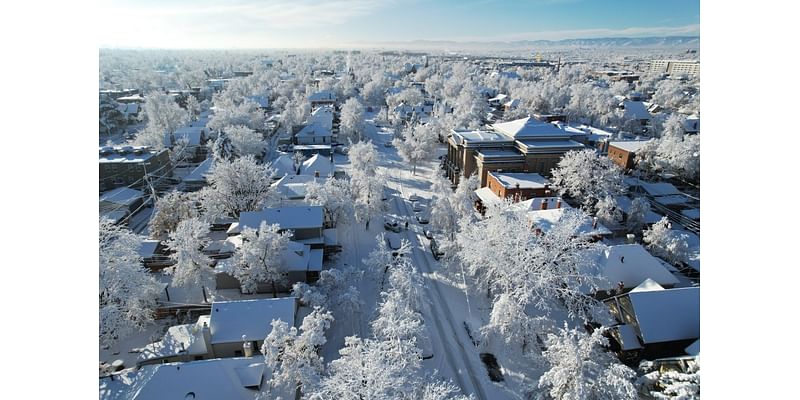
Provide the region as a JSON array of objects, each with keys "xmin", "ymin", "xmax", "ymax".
[{"xmin": 98, "ymin": 0, "xmax": 700, "ymax": 49}]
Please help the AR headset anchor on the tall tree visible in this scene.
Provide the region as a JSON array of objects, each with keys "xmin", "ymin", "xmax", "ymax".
[
  {"xmin": 99, "ymin": 219, "xmax": 161, "ymax": 347},
  {"xmin": 165, "ymin": 218, "xmax": 214, "ymax": 298},
  {"xmin": 551, "ymin": 149, "xmax": 626, "ymax": 209},
  {"xmin": 149, "ymin": 191, "xmax": 199, "ymax": 240},
  {"xmin": 393, "ymin": 123, "xmax": 439, "ymax": 175},
  {"xmin": 224, "ymin": 125, "xmax": 266, "ymax": 159},
  {"xmin": 340, "ymin": 97, "xmax": 366, "ymax": 142},
  {"xmin": 199, "ymin": 155, "xmax": 275, "ymax": 219},
  {"xmin": 232, "ymin": 222, "xmax": 291, "ymax": 296},
  {"xmin": 348, "ymin": 141, "xmax": 383, "ymax": 229},
  {"xmin": 304, "ymin": 178, "xmax": 353, "ymax": 227},
  {"xmin": 643, "ymin": 217, "xmax": 690, "ymax": 264},
  {"xmin": 537, "ymin": 323, "xmax": 637, "ymax": 400}
]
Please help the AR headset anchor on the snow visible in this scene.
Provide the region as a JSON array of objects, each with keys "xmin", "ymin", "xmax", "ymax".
[
  {"xmin": 137, "ymin": 316, "xmax": 209, "ymax": 363},
  {"xmin": 608, "ymin": 139, "xmax": 653, "ymax": 153},
  {"xmin": 209, "ymin": 297, "xmax": 297, "ymax": 344},
  {"xmin": 138, "ymin": 239, "xmax": 160, "ymax": 258},
  {"xmin": 474, "ymin": 187, "xmax": 501, "ymax": 206},
  {"xmin": 295, "ymin": 123, "xmax": 332, "ymax": 141},
  {"xmin": 299, "ymin": 153, "xmax": 334, "ymax": 177},
  {"xmin": 681, "ymin": 208, "xmax": 701, "ymax": 220},
  {"xmin": 611, "ymin": 324, "xmax": 643, "ymax": 351},
  {"xmin": 271, "ymin": 174, "xmax": 318, "ymax": 200},
  {"xmin": 615, "ymin": 196, "xmax": 664, "ymax": 224},
  {"xmin": 527, "ymin": 207, "xmax": 612, "ymax": 237},
  {"xmin": 622, "ymin": 100, "xmax": 651, "ymax": 121},
  {"xmin": 685, "ymin": 339, "xmax": 700, "ymax": 356},
  {"xmin": 165, "ymin": 126, "xmax": 205, "ymax": 147},
  {"xmin": 99, "ymin": 147, "xmax": 162, "ymax": 163},
  {"xmin": 239, "ymin": 206, "xmax": 324, "ymax": 231},
  {"xmin": 449, "ymin": 129, "xmax": 510, "ymax": 145},
  {"xmin": 100, "ymin": 187, "xmax": 144, "ymax": 207},
  {"xmin": 517, "ymin": 139, "xmax": 586, "ymax": 151},
  {"xmin": 626, "ymin": 286, "xmax": 700, "ymax": 344},
  {"xmin": 268, "ymin": 154, "xmax": 297, "ymax": 178},
  {"xmin": 183, "ymin": 157, "xmax": 214, "ymax": 183},
  {"xmin": 308, "ymin": 90, "xmax": 337, "ymax": 102},
  {"xmin": 653, "ymin": 194, "xmax": 691, "ymax": 205},
  {"xmin": 282, "ymin": 241, "xmax": 323, "ymax": 272},
  {"xmin": 593, "ymin": 244, "xmax": 680, "ymax": 291},
  {"xmin": 491, "ymin": 116, "xmax": 576, "ymax": 139},
  {"xmin": 627, "ymin": 179, "xmax": 682, "ymax": 197},
  {"xmin": 100, "ymin": 357, "xmax": 270, "ymax": 400},
  {"xmin": 475, "ymin": 148, "xmax": 523, "ymax": 158}
]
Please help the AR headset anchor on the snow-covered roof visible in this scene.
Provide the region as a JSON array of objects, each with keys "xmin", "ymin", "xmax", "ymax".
[
  {"xmin": 246, "ymin": 95, "xmax": 269, "ymax": 108},
  {"xmin": 608, "ymin": 140, "xmax": 653, "ymax": 153},
  {"xmin": 611, "ymin": 324, "xmax": 643, "ymax": 351},
  {"xmin": 271, "ymin": 174, "xmax": 319, "ymax": 200},
  {"xmin": 184, "ymin": 158, "xmax": 215, "ymax": 183},
  {"xmin": 474, "ymin": 187, "xmax": 501, "ymax": 206},
  {"xmin": 488, "ymin": 172, "xmax": 550, "ymax": 189},
  {"xmin": 308, "ymin": 106, "xmax": 334, "ymax": 130},
  {"xmin": 685, "ymin": 339, "xmax": 700, "ymax": 356},
  {"xmin": 299, "ymin": 154, "xmax": 333, "ymax": 177},
  {"xmin": 239, "ymin": 206, "xmax": 324, "ymax": 231},
  {"xmin": 268, "ymin": 154, "xmax": 297, "ymax": 178},
  {"xmin": 491, "ymin": 117, "xmax": 575, "ymax": 140},
  {"xmin": 627, "ymin": 180, "xmax": 682, "ymax": 197},
  {"xmin": 138, "ymin": 239, "xmax": 161, "ymax": 258},
  {"xmin": 100, "ymin": 356, "xmax": 269, "ymax": 400},
  {"xmin": 308, "ymin": 91, "xmax": 336, "ymax": 102},
  {"xmin": 137, "ymin": 316, "xmax": 209, "ymax": 362},
  {"xmin": 117, "ymin": 103, "xmax": 140, "ymax": 115},
  {"xmin": 512, "ymin": 196, "xmax": 570, "ymax": 212},
  {"xmin": 323, "ymin": 228, "xmax": 338, "ymax": 246},
  {"xmin": 595, "ymin": 244, "xmax": 680, "ymax": 290},
  {"xmin": 99, "ymin": 147, "xmax": 162, "ymax": 163},
  {"xmin": 292, "ymin": 144, "xmax": 332, "ymax": 150},
  {"xmin": 622, "ymin": 100, "xmax": 651, "ymax": 121},
  {"xmin": 614, "ymin": 196, "xmax": 664, "ymax": 224},
  {"xmin": 517, "ymin": 139, "xmax": 585, "ymax": 152},
  {"xmin": 100, "ymin": 187, "xmax": 144, "ymax": 207},
  {"xmin": 295, "ymin": 123, "xmax": 332, "ymax": 139},
  {"xmin": 527, "ymin": 208, "xmax": 611, "ymax": 237},
  {"xmin": 503, "ymin": 99, "xmax": 520, "ymax": 108},
  {"xmin": 282, "ymin": 241, "xmax": 324, "ymax": 272},
  {"xmin": 488, "ymin": 93, "xmax": 508, "ymax": 102},
  {"xmin": 165, "ymin": 126, "xmax": 205, "ymax": 146},
  {"xmin": 209, "ymin": 298, "xmax": 296, "ymax": 344},
  {"xmin": 681, "ymin": 208, "xmax": 700, "ymax": 220},
  {"xmin": 653, "ymin": 195, "xmax": 691, "ymax": 206},
  {"xmin": 449, "ymin": 130, "xmax": 501, "ymax": 147},
  {"xmin": 475, "ymin": 148, "xmax": 524, "ymax": 159},
  {"xmin": 627, "ymin": 285, "xmax": 700, "ymax": 344}
]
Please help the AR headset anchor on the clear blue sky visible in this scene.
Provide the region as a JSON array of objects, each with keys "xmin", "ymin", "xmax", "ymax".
[{"xmin": 98, "ymin": 0, "xmax": 700, "ymax": 49}]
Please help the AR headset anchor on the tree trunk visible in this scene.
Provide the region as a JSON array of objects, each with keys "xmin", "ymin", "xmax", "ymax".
[{"xmin": 272, "ymin": 281, "xmax": 277, "ymax": 298}]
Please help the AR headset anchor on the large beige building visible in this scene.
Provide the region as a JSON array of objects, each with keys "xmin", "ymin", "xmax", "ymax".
[{"xmin": 649, "ymin": 60, "xmax": 700, "ymax": 76}]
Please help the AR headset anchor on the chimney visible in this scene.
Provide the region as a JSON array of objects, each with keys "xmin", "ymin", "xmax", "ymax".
[
  {"xmin": 556, "ymin": 197, "xmax": 562, "ymax": 208},
  {"xmin": 540, "ymin": 199, "xmax": 548, "ymax": 210},
  {"xmin": 592, "ymin": 216, "xmax": 598, "ymax": 229},
  {"xmin": 201, "ymin": 321, "xmax": 216, "ymax": 358},
  {"xmin": 626, "ymin": 234, "xmax": 635, "ymax": 244},
  {"xmin": 315, "ymin": 170, "xmax": 320, "ymax": 178},
  {"xmin": 242, "ymin": 335, "xmax": 253, "ymax": 357}
]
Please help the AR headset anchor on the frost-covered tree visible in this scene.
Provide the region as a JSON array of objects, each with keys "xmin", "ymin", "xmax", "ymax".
[
  {"xmin": 393, "ymin": 123, "xmax": 439, "ymax": 175},
  {"xmin": 304, "ymin": 178, "xmax": 353, "ymax": 227},
  {"xmin": 260, "ymin": 308, "xmax": 334, "ymax": 398},
  {"xmin": 643, "ymin": 217, "xmax": 690, "ymax": 264},
  {"xmin": 225, "ymin": 125, "xmax": 266, "ymax": 159},
  {"xmin": 348, "ymin": 141, "xmax": 383, "ymax": 229},
  {"xmin": 198, "ymin": 155, "xmax": 274, "ymax": 218},
  {"xmin": 340, "ymin": 97, "xmax": 365, "ymax": 142},
  {"xmin": 551, "ymin": 149, "xmax": 626, "ymax": 209},
  {"xmin": 653, "ymin": 79, "xmax": 687, "ymax": 111},
  {"xmin": 292, "ymin": 266, "xmax": 364, "ymax": 335},
  {"xmin": 232, "ymin": 222, "xmax": 291, "ymax": 296},
  {"xmin": 149, "ymin": 191, "xmax": 199, "ymax": 240},
  {"xmin": 99, "ymin": 219, "xmax": 161, "ymax": 347},
  {"xmin": 537, "ymin": 323, "xmax": 637, "ymax": 400},
  {"xmin": 165, "ymin": 218, "xmax": 214, "ymax": 298},
  {"xmin": 429, "ymin": 174, "xmax": 458, "ymax": 239},
  {"xmin": 139, "ymin": 90, "xmax": 189, "ymax": 136},
  {"xmin": 208, "ymin": 97, "xmax": 265, "ymax": 132},
  {"xmin": 595, "ymin": 195, "xmax": 622, "ymax": 227},
  {"xmin": 456, "ymin": 202, "xmax": 604, "ymax": 320},
  {"xmin": 452, "ymin": 173, "xmax": 479, "ymax": 222},
  {"xmin": 311, "ymin": 336, "xmax": 421, "ymax": 400},
  {"xmin": 626, "ymin": 197, "xmax": 650, "ymax": 233},
  {"xmin": 636, "ymin": 358, "xmax": 700, "ymax": 400},
  {"xmin": 185, "ymin": 95, "xmax": 200, "ymax": 120}
]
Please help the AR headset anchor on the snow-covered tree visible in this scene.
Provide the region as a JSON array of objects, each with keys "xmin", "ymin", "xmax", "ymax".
[
  {"xmin": 261, "ymin": 308, "xmax": 334, "ymax": 398},
  {"xmin": 637, "ymin": 358, "xmax": 700, "ymax": 400},
  {"xmin": 185, "ymin": 95, "xmax": 200, "ymax": 120},
  {"xmin": 429, "ymin": 174, "xmax": 458, "ymax": 239},
  {"xmin": 149, "ymin": 191, "xmax": 199, "ymax": 240},
  {"xmin": 225, "ymin": 125, "xmax": 266, "ymax": 159},
  {"xmin": 99, "ymin": 219, "xmax": 161, "ymax": 347},
  {"xmin": 348, "ymin": 141, "xmax": 383, "ymax": 229},
  {"xmin": 626, "ymin": 197, "xmax": 650, "ymax": 233},
  {"xmin": 304, "ymin": 177, "xmax": 353, "ymax": 227},
  {"xmin": 208, "ymin": 97, "xmax": 265, "ymax": 132},
  {"xmin": 198, "ymin": 155, "xmax": 274, "ymax": 218},
  {"xmin": 456, "ymin": 201, "xmax": 604, "ymax": 320},
  {"xmin": 452, "ymin": 173, "xmax": 479, "ymax": 222},
  {"xmin": 551, "ymin": 149, "xmax": 626, "ymax": 209},
  {"xmin": 595, "ymin": 195, "xmax": 622, "ymax": 227},
  {"xmin": 340, "ymin": 97, "xmax": 365, "ymax": 142},
  {"xmin": 537, "ymin": 323, "xmax": 637, "ymax": 400},
  {"xmin": 393, "ymin": 122, "xmax": 440, "ymax": 175},
  {"xmin": 311, "ymin": 336, "xmax": 421, "ymax": 400},
  {"xmin": 232, "ymin": 221, "xmax": 291, "ymax": 296},
  {"xmin": 139, "ymin": 90, "xmax": 189, "ymax": 136},
  {"xmin": 165, "ymin": 218, "xmax": 214, "ymax": 294},
  {"xmin": 372, "ymin": 289, "xmax": 423, "ymax": 342},
  {"xmin": 643, "ymin": 217, "xmax": 690, "ymax": 264}
]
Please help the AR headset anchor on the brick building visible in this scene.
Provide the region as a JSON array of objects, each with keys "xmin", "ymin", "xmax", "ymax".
[
  {"xmin": 99, "ymin": 146, "xmax": 172, "ymax": 192},
  {"xmin": 607, "ymin": 140, "xmax": 653, "ymax": 170}
]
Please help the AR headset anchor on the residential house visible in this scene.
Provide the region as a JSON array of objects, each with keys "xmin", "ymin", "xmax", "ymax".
[
  {"xmin": 605, "ymin": 280, "xmax": 700, "ymax": 359},
  {"xmin": 99, "ymin": 146, "xmax": 172, "ymax": 192},
  {"xmin": 294, "ymin": 123, "xmax": 332, "ymax": 145},
  {"xmin": 483, "ymin": 172, "xmax": 552, "ymax": 202},
  {"xmin": 621, "ymin": 100, "xmax": 652, "ymax": 133},
  {"xmin": 607, "ymin": 139, "xmax": 653, "ymax": 170},
  {"xmin": 308, "ymin": 90, "xmax": 337, "ymax": 108},
  {"xmin": 299, "ymin": 153, "xmax": 334, "ymax": 178},
  {"xmin": 100, "ymin": 187, "xmax": 145, "ymax": 224},
  {"xmin": 164, "ymin": 126, "xmax": 208, "ymax": 163},
  {"xmin": 269, "ymin": 154, "xmax": 298, "ymax": 179},
  {"xmin": 136, "ymin": 297, "xmax": 297, "ymax": 366},
  {"xmin": 101, "ymin": 356, "xmax": 279, "ymax": 400},
  {"xmin": 587, "ymin": 244, "xmax": 680, "ymax": 299}
]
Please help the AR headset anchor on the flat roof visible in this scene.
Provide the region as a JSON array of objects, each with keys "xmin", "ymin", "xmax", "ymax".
[
  {"xmin": 488, "ymin": 172, "xmax": 550, "ymax": 189},
  {"xmin": 100, "ymin": 187, "xmax": 144, "ymax": 206},
  {"xmin": 475, "ymin": 148, "xmax": 524, "ymax": 159},
  {"xmin": 210, "ymin": 298, "xmax": 296, "ymax": 344},
  {"xmin": 518, "ymin": 139, "xmax": 585, "ymax": 151},
  {"xmin": 609, "ymin": 140, "xmax": 652, "ymax": 153},
  {"xmin": 450, "ymin": 129, "xmax": 511, "ymax": 145},
  {"xmin": 491, "ymin": 117, "xmax": 575, "ymax": 139},
  {"xmin": 239, "ymin": 206, "xmax": 324, "ymax": 231}
]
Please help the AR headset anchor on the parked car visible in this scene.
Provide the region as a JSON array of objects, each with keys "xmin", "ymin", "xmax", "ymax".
[
  {"xmin": 412, "ymin": 201, "xmax": 423, "ymax": 212},
  {"xmin": 383, "ymin": 141, "xmax": 393, "ymax": 148},
  {"xmin": 480, "ymin": 353, "xmax": 504, "ymax": 382},
  {"xmin": 416, "ymin": 214, "xmax": 429, "ymax": 224},
  {"xmin": 419, "ymin": 326, "xmax": 434, "ymax": 360},
  {"xmin": 424, "ymin": 229, "xmax": 434, "ymax": 239},
  {"xmin": 430, "ymin": 237, "xmax": 445, "ymax": 260},
  {"xmin": 384, "ymin": 218, "xmax": 402, "ymax": 233},
  {"xmin": 334, "ymin": 145, "xmax": 349, "ymax": 155},
  {"xmin": 385, "ymin": 233, "xmax": 402, "ymax": 257},
  {"xmin": 409, "ymin": 193, "xmax": 420, "ymax": 202}
]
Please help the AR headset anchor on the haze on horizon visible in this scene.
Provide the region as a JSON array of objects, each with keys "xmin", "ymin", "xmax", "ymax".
[{"xmin": 99, "ymin": 0, "xmax": 699, "ymax": 50}]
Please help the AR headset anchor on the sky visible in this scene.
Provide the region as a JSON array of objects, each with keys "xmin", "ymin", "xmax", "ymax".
[{"xmin": 98, "ymin": 0, "xmax": 699, "ymax": 49}]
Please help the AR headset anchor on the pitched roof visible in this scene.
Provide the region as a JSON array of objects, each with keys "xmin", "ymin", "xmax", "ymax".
[
  {"xmin": 623, "ymin": 100, "xmax": 651, "ymax": 121},
  {"xmin": 269, "ymin": 154, "xmax": 297, "ymax": 178},
  {"xmin": 295, "ymin": 123, "xmax": 332, "ymax": 139},
  {"xmin": 239, "ymin": 206, "xmax": 324, "ymax": 231},
  {"xmin": 491, "ymin": 117, "xmax": 574, "ymax": 140},
  {"xmin": 100, "ymin": 187, "xmax": 144, "ymax": 206},
  {"xmin": 299, "ymin": 154, "xmax": 333, "ymax": 177},
  {"xmin": 628, "ymin": 286, "xmax": 700, "ymax": 344},
  {"xmin": 596, "ymin": 244, "xmax": 680, "ymax": 290},
  {"xmin": 209, "ymin": 298, "xmax": 296, "ymax": 344}
]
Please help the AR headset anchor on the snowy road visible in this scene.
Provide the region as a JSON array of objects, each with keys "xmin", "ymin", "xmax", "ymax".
[{"xmin": 366, "ymin": 121, "xmax": 499, "ymax": 400}]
